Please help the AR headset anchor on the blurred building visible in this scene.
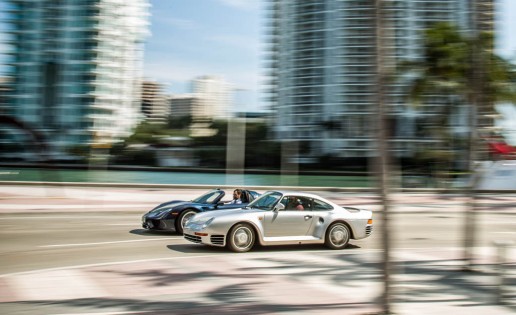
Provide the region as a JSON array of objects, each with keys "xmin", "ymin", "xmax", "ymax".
[
  {"xmin": 266, "ymin": 0, "xmax": 494, "ymax": 163},
  {"xmin": 169, "ymin": 94, "xmax": 196, "ymax": 118},
  {"xmin": 141, "ymin": 80, "xmax": 168, "ymax": 123},
  {"xmin": 189, "ymin": 75, "xmax": 234, "ymax": 137},
  {"xmin": 1, "ymin": 0, "xmax": 150, "ymax": 158},
  {"xmin": 192, "ymin": 75, "xmax": 233, "ymax": 121},
  {"xmin": 0, "ymin": 77, "xmax": 10, "ymax": 114}
]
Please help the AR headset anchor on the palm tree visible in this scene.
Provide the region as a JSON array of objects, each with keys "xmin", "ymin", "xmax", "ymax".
[
  {"xmin": 375, "ymin": 0, "xmax": 393, "ymax": 313},
  {"xmin": 401, "ymin": 20, "xmax": 516, "ymax": 269}
]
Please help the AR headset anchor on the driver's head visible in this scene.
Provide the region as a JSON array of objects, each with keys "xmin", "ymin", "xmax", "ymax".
[{"xmin": 233, "ymin": 189, "xmax": 242, "ymax": 199}]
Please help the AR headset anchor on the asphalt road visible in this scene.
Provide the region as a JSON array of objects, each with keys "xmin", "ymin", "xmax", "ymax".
[
  {"xmin": 0, "ymin": 209, "xmax": 514, "ymax": 275},
  {"xmin": 0, "ymin": 186, "xmax": 515, "ymax": 315}
]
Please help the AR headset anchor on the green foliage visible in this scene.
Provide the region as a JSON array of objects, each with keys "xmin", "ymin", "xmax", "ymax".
[
  {"xmin": 167, "ymin": 115, "xmax": 192, "ymax": 129},
  {"xmin": 111, "ymin": 148, "xmax": 156, "ymax": 166},
  {"xmin": 244, "ymin": 122, "xmax": 281, "ymax": 168},
  {"xmin": 66, "ymin": 144, "xmax": 90, "ymax": 161},
  {"xmin": 110, "ymin": 118, "xmax": 283, "ymax": 169},
  {"xmin": 401, "ymin": 22, "xmax": 516, "ymax": 170},
  {"xmin": 124, "ymin": 121, "xmax": 166, "ymax": 145},
  {"xmin": 403, "ymin": 22, "xmax": 516, "ymax": 105},
  {"xmin": 191, "ymin": 120, "xmax": 228, "ymax": 147}
]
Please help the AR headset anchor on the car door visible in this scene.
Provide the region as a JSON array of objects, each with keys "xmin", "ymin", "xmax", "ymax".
[
  {"xmin": 305, "ymin": 197, "xmax": 334, "ymax": 237},
  {"xmin": 262, "ymin": 196, "xmax": 313, "ymax": 238}
]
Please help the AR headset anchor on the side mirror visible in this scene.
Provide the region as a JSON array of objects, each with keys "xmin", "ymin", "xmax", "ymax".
[{"xmin": 274, "ymin": 203, "xmax": 285, "ymax": 212}]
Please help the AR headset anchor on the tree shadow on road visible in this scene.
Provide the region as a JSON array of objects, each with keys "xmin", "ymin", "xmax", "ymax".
[
  {"xmin": 166, "ymin": 242, "xmax": 362, "ymax": 254},
  {"xmin": 1, "ymin": 298, "xmax": 380, "ymax": 315}
]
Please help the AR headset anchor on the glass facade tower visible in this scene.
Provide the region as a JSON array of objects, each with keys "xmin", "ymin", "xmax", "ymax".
[
  {"xmin": 2, "ymin": 0, "xmax": 149, "ymax": 155},
  {"xmin": 266, "ymin": 0, "xmax": 493, "ymax": 160}
]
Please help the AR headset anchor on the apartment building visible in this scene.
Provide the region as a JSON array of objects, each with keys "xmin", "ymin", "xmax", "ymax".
[
  {"xmin": 2, "ymin": 0, "xmax": 149, "ymax": 156},
  {"xmin": 141, "ymin": 80, "xmax": 168, "ymax": 123},
  {"xmin": 266, "ymin": 0, "xmax": 493, "ymax": 161}
]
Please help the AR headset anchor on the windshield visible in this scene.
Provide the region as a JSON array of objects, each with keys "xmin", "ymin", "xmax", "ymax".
[
  {"xmin": 247, "ymin": 191, "xmax": 282, "ymax": 210},
  {"xmin": 192, "ymin": 190, "xmax": 224, "ymax": 204}
]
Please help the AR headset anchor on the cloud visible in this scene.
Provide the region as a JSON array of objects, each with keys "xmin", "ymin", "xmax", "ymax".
[
  {"xmin": 206, "ymin": 34, "xmax": 260, "ymax": 52},
  {"xmin": 217, "ymin": 0, "xmax": 260, "ymax": 11},
  {"xmin": 152, "ymin": 16, "xmax": 198, "ymax": 30}
]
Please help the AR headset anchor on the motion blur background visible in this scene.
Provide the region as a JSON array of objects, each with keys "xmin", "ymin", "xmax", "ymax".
[{"xmin": 0, "ymin": 0, "xmax": 515, "ymax": 188}]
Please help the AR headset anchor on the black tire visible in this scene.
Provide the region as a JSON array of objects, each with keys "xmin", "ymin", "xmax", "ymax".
[
  {"xmin": 176, "ymin": 210, "xmax": 196, "ymax": 234},
  {"xmin": 324, "ymin": 222, "xmax": 350, "ymax": 250},
  {"xmin": 227, "ymin": 223, "xmax": 255, "ymax": 253}
]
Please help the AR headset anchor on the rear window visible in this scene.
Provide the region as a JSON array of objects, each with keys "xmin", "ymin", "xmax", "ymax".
[{"xmin": 313, "ymin": 198, "xmax": 333, "ymax": 210}]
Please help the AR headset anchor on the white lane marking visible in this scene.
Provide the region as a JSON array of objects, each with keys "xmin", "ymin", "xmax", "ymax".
[
  {"xmin": 3, "ymin": 246, "xmax": 515, "ymax": 279},
  {"xmin": 53, "ymin": 312, "xmax": 152, "ymax": 315},
  {"xmin": 0, "ymin": 248, "xmax": 370, "ymax": 278},
  {"xmin": 103, "ymin": 223, "xmax": 138, "ymax": 226},
  {"xmin": 0, "ymin": 204, "xmax": 152, "ymax": 209},
  {"xmin": 40, "ymin": 237, "xmax": 184, "ymax": 248},
  {"xmin": 53, "ymin": 313, "xmax": 151, "ymax": 315},
  {"xmin": 0, "ymin": 216, "xmax": 142, "ymax": 220}
]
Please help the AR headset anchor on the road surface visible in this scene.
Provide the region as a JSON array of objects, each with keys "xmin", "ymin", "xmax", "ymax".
[{"xmin": 0, "ymin": 185, "xmax": 514, "ymax": 314}]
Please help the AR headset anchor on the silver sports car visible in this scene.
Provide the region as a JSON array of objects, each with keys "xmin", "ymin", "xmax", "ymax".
[{"xmin": 183, "ymin": 190, "xmax": 373, "ymax": 252}]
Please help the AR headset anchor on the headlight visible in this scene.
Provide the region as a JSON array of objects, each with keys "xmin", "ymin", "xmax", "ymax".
[
  {"xmin": 148, "ymin": 207, "xmax": 172, "ymax": 218},
  {"xmin": 201, "ymin": 217, "xmax": 215, "ymax": 229}
]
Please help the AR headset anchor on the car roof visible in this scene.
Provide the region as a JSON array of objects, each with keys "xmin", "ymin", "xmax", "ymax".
[{"xmin": 265, "ymin": 190, "xmax": 325, "ymax": 199}]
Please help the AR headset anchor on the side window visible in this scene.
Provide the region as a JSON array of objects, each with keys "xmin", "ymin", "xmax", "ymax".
[
  {"xmin": 283, "ymin": 196, "xmax": 311, "ymax": 210},
  {"xmin": 313, "ymin": 198, "xmax": 333, "ymax": 211},
  {"xmin": 279, "ymin": 196, "xmax": 289, "ymax": 210}
]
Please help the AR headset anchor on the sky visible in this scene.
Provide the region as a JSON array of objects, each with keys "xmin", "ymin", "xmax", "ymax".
[
  {"xmin": 144, "ymin": 0, "xmax": 516, "ymax": 113},
  {"xmin": 0, "ymin": 0, "xmax": 514, "ymax": 113},
  {"xmin": 142, "ymin": 0, "xmax": 265, "ymax": 112}
]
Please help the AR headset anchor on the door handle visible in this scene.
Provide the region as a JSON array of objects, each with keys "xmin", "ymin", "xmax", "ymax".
[{"xmin": 304, "ymin": 215, "xmax": 313, "ymax": 220}]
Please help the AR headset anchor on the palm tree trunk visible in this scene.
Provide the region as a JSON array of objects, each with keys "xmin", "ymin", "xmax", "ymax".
[
  {"xmin": 375, "ymin": 0, "xmax": 393, "ymax": 312},
  {"xmin": 463, "ymin": 0, "xmax": 484, "ymax": 270}
]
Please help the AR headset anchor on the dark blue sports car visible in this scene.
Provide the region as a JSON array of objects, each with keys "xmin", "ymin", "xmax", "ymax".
[{"xmin": 142, "ymin": 189, "xmax": 260, "ymax": 234}]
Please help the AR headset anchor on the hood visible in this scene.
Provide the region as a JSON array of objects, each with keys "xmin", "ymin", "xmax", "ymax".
[
  {"xmin": 147, "ymin": 201, "xmax": 188, "ymax": 215},
  {"xmin": 189, "ymin": 207, "xmax": 261, "ymax": 222}
]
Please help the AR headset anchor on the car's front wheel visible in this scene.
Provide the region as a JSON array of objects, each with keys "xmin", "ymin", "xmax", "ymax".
[
  {"xmin": 176, "ymin": 210, "xmax": 196, "ymax": 234},
  {"xmin": 227, "ymin": 223, "xmax": 255, "ymax": 252},
  {"xmin": 325, "ymin": 222, "xmax": 350, "ymax": 250}
]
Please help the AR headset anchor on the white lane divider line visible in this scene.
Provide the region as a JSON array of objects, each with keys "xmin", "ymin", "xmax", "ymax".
[{"xmin": 40, "ymin": 237, "xmax": 184, "ymax": 248}]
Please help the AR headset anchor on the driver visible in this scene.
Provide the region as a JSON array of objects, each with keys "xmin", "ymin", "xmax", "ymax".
[
  {"xmin": 228, "ymin": 189, "xmax": 243, "ymax": 204},
  {"xmin": 287, "ymin": 196, "xmax": 304, "ymax": 210}
]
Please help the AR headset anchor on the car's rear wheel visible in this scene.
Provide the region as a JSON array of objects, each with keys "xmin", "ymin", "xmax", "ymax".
[
  {"xmin": 176, "ymin": 210, "xmax": 196, "ymax": 234},
  {"xmin": 227, "ymin": 223, "xmax": 255, "ymax": 252},
  {"xmin": 325, "ymin": 222, "xmax": 350, "ymax": 250}
]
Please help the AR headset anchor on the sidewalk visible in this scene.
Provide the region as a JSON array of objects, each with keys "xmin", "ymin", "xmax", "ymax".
[
  {"xmin": 1, "ymin": 184, "xmax": 516, "ymax": 214},
  {"xmin": 0, "ymin": 247, "xmax": 514, "ymax": 314}
]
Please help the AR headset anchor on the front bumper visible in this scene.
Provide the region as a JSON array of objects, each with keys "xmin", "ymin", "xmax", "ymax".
[
  {"xmin": 183, "ymin": 226, "xmax": 226, "ymax": 247},
  {"xmin": 142, "ymin": 216, "xmax": 176, "ymax": 231}
]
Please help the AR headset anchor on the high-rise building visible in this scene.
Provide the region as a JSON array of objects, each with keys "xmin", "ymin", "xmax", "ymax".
[
  {"xmin": 169, "ymin": 94, "xmax": 196, "ymax": 118},
  {"xmin": 2, "ymin": 0, "xmax": 149, "ymax": 156},
  {"xmin": 192, "ymin": 75, "xmax": 233, "ymax": 121},
  {"xmin": 266, "ymin": 0, "xmax": 493, "ymax": 161},
  {"xmin": 141, "ymin": 80, "xmax": 168, "ymax": 123}
]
